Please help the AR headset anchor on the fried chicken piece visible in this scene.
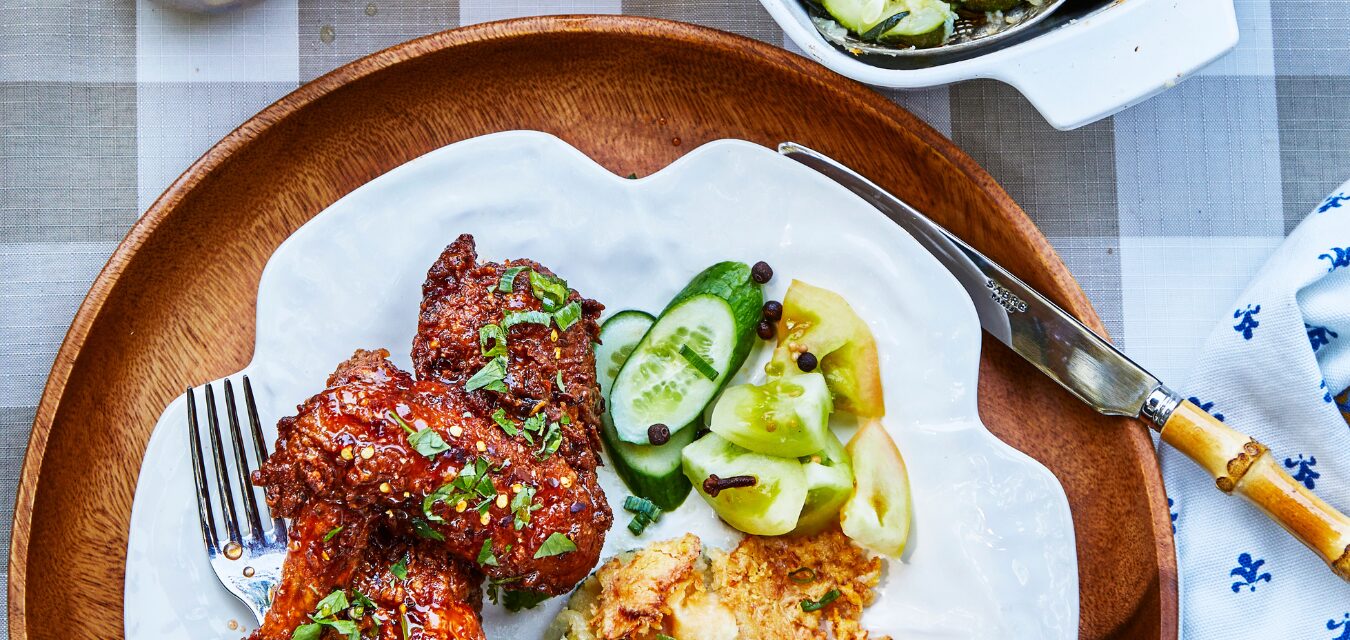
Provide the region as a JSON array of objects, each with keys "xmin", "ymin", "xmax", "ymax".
[
  {"xmin": 250, "ymin": 502, "xmax": 373, "ymax": 640},
  {"xmin": 411, "ymin": 234, "xmax": 605, "ymax": 470},
  {"xmin": 250, "ymin": 503, "xmax": 485, "ymax": 640},
  {"xmin": 347, "ymin": 528, "xmax": 486, "ymax": 640},
  {"xmin": 253, "ymin": 349, "xmax": 612, "ymax": 595}
]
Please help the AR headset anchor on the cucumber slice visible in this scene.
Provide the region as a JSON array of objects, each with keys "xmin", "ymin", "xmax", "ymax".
[
  {"xmin": 595, "ymin": 311, "xmax": 694, "ymax": 511},
  {"xmin": 821, "ymin": 0, "xmax": 955, "ymax": 48},
  {"xmin": 682, "ymin": 433, "xmax": 807, "ymax": 536},
  {"xmin": 610, "ymin": 263, "xmax": 762, "ymax": 444},
  {"xmin": 708, "ymin": 372, "xmax": 833, "ymax": 457},
  {"xmin": 595, "ymin": 310, "xmax": 656, "ymax": 400}
]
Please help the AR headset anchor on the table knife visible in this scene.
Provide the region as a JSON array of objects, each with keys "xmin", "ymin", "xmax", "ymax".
[{"xmin": 780, "ymin": 142, "xmax": 1350, "ymax": 581}]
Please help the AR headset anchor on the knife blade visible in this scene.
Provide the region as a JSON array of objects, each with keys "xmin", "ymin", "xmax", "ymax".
[
  {"xmin": 778, "ymin": 142, "xmax": 1168, "ymax": 420},
  {"xmin": 779, "ymin": 141, "xmax": 1350, "ymax": 581}
]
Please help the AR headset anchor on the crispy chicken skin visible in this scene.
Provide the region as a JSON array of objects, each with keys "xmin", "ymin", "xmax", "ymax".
[
  {"xmin": 254, "ymin": 349, "xmax": 611, "ymax": 594},
  {"xmin": 412, "ymin": 234, "xmax": 606, "ymax": 468}
]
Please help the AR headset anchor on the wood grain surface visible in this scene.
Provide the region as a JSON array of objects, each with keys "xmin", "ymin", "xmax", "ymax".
[{"xmin": 6, "ymin": 16, "xmax": 1176, "ymax": 639}]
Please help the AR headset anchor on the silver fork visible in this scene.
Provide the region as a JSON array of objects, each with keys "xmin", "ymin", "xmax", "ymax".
[{"xmin": 188, "ymin": 376, "xmax": 288, "ymax": 625}]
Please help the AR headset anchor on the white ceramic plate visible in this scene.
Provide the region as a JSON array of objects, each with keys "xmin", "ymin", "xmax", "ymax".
[
  {"xmin": 124, "ymin": 131, "xmax": 1078, "ymax": 639},
  {"xmin": 760, "ymin": 0, "xmax": 1238, "ymax": 130}
]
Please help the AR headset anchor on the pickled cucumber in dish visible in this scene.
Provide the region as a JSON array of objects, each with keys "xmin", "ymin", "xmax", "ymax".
[{"xmin": 819, "ymin": 0, "xmax": 956, "ymax": 49}]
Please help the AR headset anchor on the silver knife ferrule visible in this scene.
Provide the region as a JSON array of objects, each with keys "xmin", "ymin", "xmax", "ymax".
[{"xmin": 1140, "ymin": 385, "xmax": 1183, "ymax": 430}]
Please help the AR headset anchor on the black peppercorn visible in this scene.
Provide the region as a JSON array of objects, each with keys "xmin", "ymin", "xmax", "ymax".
[
  {"xmin": 762, "ymin": 300, "xmax": 783, "ymax": 322},
  {"xmin": 648, "ymin": 423, "xmax": 671, "ymax": 446},
  {"xmin": 797, "ymin": 351, "xmax": 818, "ymax": 372},
  {"xmin": 751, "ymin": 261, "xmax": 773, "ymax": 284},
  {"xmin": 756, "ymin": 319, "xmax": 775, "ymax": 340}
]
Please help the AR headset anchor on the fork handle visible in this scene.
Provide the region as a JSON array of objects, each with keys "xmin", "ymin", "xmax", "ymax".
[{"xmin": 1158, "ymin": 397, "xmax": 1350, "ymax": 581}]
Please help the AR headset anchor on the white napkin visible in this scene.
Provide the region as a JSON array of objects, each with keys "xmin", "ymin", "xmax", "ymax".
[{"xmin": 1163, "ymin": 180, "xmax": 1350, "ymax": 638}]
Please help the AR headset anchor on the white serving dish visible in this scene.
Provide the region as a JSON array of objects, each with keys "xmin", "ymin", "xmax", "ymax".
[
  {"xmin": 123, "ymin": 131, "xmax": 1078, "ymax": 639},
  {"xmin": 761, "ymin": 0, "xmax": 1239, "ymax": 130}
]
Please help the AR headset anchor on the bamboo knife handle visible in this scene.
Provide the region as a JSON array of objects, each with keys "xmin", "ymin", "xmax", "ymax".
[{"xmin": 1159, "ymin": 398, "xmax": 1350, "ymax": 580}]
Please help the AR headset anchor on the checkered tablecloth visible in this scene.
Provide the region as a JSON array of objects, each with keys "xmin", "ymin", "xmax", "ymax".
[{"xmin": 2, "ymin": 0, "xmax": 1348, "ymax": 637}]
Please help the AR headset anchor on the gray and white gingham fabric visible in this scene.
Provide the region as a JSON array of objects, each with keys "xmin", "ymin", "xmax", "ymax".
[{"xmin": 1, "ymin": 0, "xmax": 1346, "ymax": 636}]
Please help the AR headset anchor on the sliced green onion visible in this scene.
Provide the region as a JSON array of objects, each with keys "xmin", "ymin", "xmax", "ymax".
[
  {"xmin": 322, "ymin": 526, "xmax": 344, "ymax": 542},
  {"xmin": 529, "ymin": 270, "xmax": 570, "ymax": 312},
  {"xmin": 800, "ymin": 589, "xmax": 840, "ymax": 612},
  {"xmin": 860, "ymin": 11, "xmax": 910, "ymax": 42},
  {"xmin": 627, "ymin": 516, "xmax": 648, "ymax": 535},
  {"xmin": 502, "ymin": 310, "xmax": 552, "ymax": 330},
  {"xmin": 623, "ymin": 495, "xmax": 662, "ymax": 521},
  {"xmin": 678, "ymin": 344, "xmax": 718, "ymax": 381},
  {"xmin": 552, "ymin": 301, "xmax": 582, "ymax": 332},
  {"xmin": 556, "ymin": 370, "xmax": 567, "ymax": 393},
  {"xmin": 498, "ymin": 265, "xmax": 528, "ymax": 292},
  {"xmin": 788, "ymin": 567, "xmax": 817, "ymax": 584}
]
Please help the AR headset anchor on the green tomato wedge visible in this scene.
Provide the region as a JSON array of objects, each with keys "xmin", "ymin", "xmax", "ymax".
[
  {"xmin": 595, "ymin": 310, "xmax": 694, "ymax": 511},
  {"xmin": 682, "ymin": 433, "xmax": 807, "ymax": 536},
  {"xmin": 708, "ymin": 372, "xmax": 833, "ymax": 457},
  {"xmin": 840, "ymin": 420, "xmax": 912, "ymax": 556},
  {"xmin": 820, "ymin": 0, "xmax": 955, "ymax": 49},
  {"xmin": 793, "ymin": 431, "xmax": 853, "ymax": 535}
]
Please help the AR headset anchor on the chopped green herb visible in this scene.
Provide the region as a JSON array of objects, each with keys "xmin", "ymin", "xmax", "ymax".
[
  {"xmin": 314, "ymin": 590, "xmax": 349, "ymax": 619},
  {"xmin": 534, "ymin": 532, "xmax": 577, "ymax": 558},
  {"xmin": 390, "ymin": 554, "xmax": 409, "ymax": 580},
  {"xmin": 388, "ymin": 410, "xmax": 415, "ymax": 435},
  {"xmin": 479, "ymin": 323, "xmax": 508, "ymax": 358},
  {"xmin": 502, "ymin": 310, "xmax": 552, "ymax": 330},
  {"xmin": 322, "ymin": 526, "xmax": 344, "ymax": 542},
  {"xmin": 477, "ymin": 538, "xmax": 499, "ymax": 566},
  {"xmin": 511, "ymin": 485, "xmax": 541, "ymax": 530},
  {"xmin": 678, "ymin": 344, "xmax": 718, "ymax": 381},
  {"xmin": 529, "ymin": 270, "xmax": 570, "ymax": 312},
  {"xmin": 555, "ymin": 370, "xmax": 567, "ymax": 393},
  {"xmin": 291, "ymin": 624, "xmax": 324, "ymax": 640},
  {"xmin": 411, "ymin": 518, "xmax": 445, "ymax": 541},
  {"xmin": 552, "ymin": 301, "xmax": 582, "ymax": 332},
  {"xmin": 423, "ymin": 457, "xmax": 499, "ymax": 522},
  {"xmin": 788, "ymin": 567, "xmax": 817, "ymax": 584},
  {"xmin": 498, "ymin": 265, "xmax": 528, "ymax": 292},
  {"xmin": 408, "ymin": 427, "xmax": 450, "ymax": 458},
  {"xmin": 502, "ymin": 588, "xmax": 549, "ymax": 612},
  {"xmin": 800, "ymin": 589, "xmax": 841, "ymax": 612},
  {"xmin": 627, "ymin": 515, "xmax": 649, "ymax": 535},
  {"xmin": 491, "ymin": 408, "xmax": 519, "ymax": 437},
  {"xmin": 350, "ymin": 591, "xmax": 376, "ymax": 618},
  {"xmin": 626, "ymin": 173, "xmax": 638, "ymax": 179},
  {"xmin": 535, "ymin": 421, "xmax": 562, "ymax": 460},
  {"xmin": 466, "ymin": 355, "xmax": 509, "ymax": 392},
  {"xmin": 485, "ymin": 576, "xmax": 522, "ymax": 605},
  {"xmin": 657, "ymin": 635, "xmax": 678, "ymax": 640}
]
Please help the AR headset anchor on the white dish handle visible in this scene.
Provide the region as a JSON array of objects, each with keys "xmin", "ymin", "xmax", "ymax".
[{"xmin": 988, "ymin": 0, "xmax": 1238, "ymax": 130}]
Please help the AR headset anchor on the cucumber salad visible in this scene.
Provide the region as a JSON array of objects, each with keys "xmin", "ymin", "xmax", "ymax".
[
  {"xmin": 807, "ymin": 0, "xmax": 1034, "ymax": 50},
  {"xmin": 595, "ymin": 261, "xmax": 913, "ymax": 558}
]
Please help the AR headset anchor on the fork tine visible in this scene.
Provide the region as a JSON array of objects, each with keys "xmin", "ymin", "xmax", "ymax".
[
  {"xmin": 204, "ymin": 383, "xmax": 242, "ymax": 546},
  {"xmin": 243, "ymin": 375, "xmax": 288, "ymax": 542},
  {"xmin": 187, "ymin": 387, "xmax": 219, "ymax": 553},
  {"xmin": 224, "ymin": 380, "xmax": 266, "ymax": 541}
]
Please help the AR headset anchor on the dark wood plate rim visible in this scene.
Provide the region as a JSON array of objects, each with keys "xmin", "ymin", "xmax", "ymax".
[{"xmin": 7, "ymin": 15, "xmax": 1177, "ymax": 639}]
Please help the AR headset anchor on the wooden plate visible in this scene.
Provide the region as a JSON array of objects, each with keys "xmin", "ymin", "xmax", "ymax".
[{"xmin": 7, "ymin": 16, "xmax": 1176, "ymax": 639}]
